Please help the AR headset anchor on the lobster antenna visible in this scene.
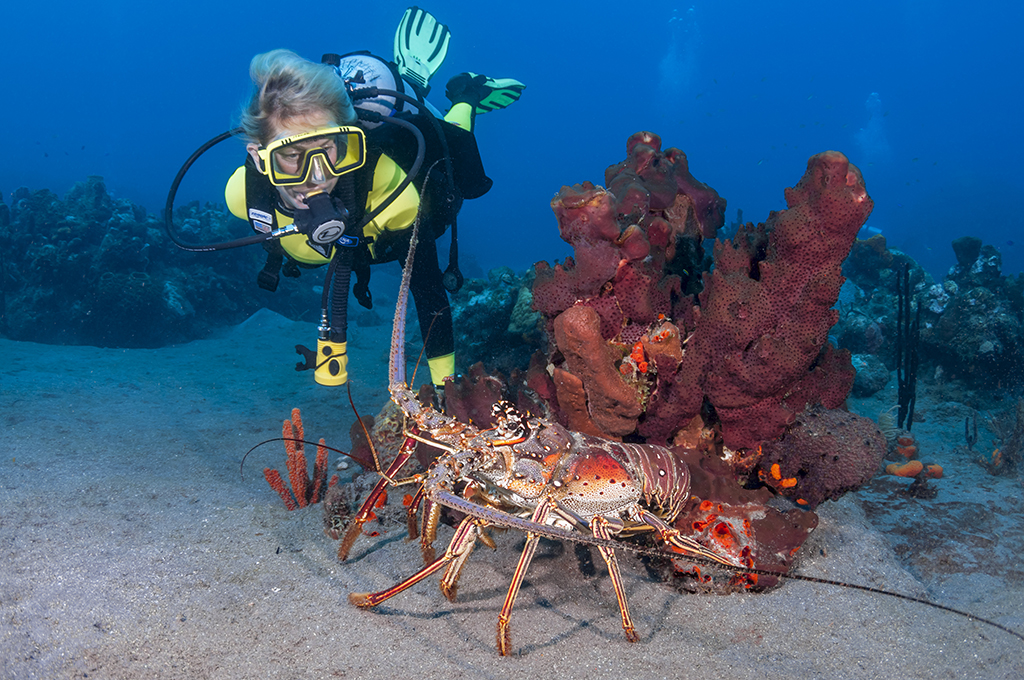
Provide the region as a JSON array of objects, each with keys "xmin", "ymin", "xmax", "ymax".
[
  {"xmin": 240, "ymin": 437, "xmax": 359, "ymax": 481},
  {"xmin": 346, "ymin": 383, "xmax": 397, "ymax": 484},
  {"xmin": 646, "ymin": 546, "xmax": 1024, "ymax": 644},
  {"xmin": 428, "ymin": 487, "xmax": 1024, "ymax": 644},
  {"xmin": 410, "ymin": 309, "xmax": 449, "ymax": 388},
  {"xmin": 390, "ymin": 159, "xmax": 444, "ymax": 388}
]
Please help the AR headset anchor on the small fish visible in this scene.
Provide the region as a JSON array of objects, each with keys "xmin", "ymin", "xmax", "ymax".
[{"xmin": 1006, "ymin": 240, "xmax": 1015, "ymax": 247}]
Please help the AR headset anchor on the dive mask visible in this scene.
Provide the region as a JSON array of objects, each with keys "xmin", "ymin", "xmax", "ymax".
[{"xmin": 255, "ymin": 125, "xmax": 366, "ymax": 186}]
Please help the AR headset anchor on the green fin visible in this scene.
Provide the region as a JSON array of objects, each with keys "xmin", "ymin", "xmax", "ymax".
[
  {"xmin": 471, "ymin": 75, "xmax": 526, "ymax": 114},
  {"xmin": 394, "ymin": 6, "xmax": 451, "ymax": 93}
]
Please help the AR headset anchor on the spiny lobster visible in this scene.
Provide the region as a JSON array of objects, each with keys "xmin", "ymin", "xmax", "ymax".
[
  {"xmin": 333, "ymin": 203, "xmax": 1024, "ymax": 657},
  {"xmin": 337, "ymin": 214, "xmax": 746, "ymax": 655}
]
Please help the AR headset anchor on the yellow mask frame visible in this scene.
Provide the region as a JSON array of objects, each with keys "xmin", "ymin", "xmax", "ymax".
[{"xmin": 256, "ymin": 125, "xmax": 366, "ymax": 186}]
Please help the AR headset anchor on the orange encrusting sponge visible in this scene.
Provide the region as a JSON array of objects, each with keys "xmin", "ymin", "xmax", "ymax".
[
  {"xmin": 886, "ymin": 460, "xmax": 924, "ymax": 477},
  {"xmin": 895, "ymin": 435, "xmax": 917, "ymax": 458},
  {"xmin": 885, "ymin": 460, "xmax": 944, "ymax": 479}
]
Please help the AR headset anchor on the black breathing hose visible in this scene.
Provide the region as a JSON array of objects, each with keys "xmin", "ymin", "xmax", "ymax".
[{"xmin": 163, "ymin": 128, "xmax": 275, "ymax": 252}]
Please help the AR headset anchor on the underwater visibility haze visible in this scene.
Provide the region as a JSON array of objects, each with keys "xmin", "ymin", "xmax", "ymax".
[
  {"xmin": 2, "ymin": 0, "xmax": 1022, "ymax": 278},
  {"xmin": 2, "ymin": 1, "xmax": 1024, "ymax": 678}
]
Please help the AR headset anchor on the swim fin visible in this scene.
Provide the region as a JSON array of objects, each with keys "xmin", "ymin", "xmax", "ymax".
[
  {"xmin": 472, "ymin": 75, "xmax": 525, "ymax": 114},
  {"xmin": 445, "ymin": 73, "xmax": 526, "ymax": 114},
  {"xmin": 394, "ymin": 6, "xmax": 451, "ymax": 96}
]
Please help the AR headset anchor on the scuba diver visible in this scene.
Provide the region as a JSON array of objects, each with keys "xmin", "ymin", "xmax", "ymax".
[{"xmin": 165, "ymin": 6, "xmax": 524, "ymax": 388}]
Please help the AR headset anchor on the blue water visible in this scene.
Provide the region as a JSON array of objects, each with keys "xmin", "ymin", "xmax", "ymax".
[
  {"xmin": 4, "ymin": 5, "xmax": 1024, "ymax": 673},
  {"xmin": 2, "ymin": 0, "xmax": 1021, "ymax": 279}
]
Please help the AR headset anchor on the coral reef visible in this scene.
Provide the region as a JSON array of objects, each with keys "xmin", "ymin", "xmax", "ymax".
[
  {"xmin": 442, "ymin": 362, "xmax": 507, "ymax": 430},
  {"xmin": 448, "ymin": 266, "xmax": 541, "ymax": 376},
  {"xmin": 663, "ymin": 446, "xmax": 819, "ymax": 593},
  {"xmin": 345, "ymin": 415, "xmax": 381, "ymax": 471},
  {"xmin": 851, "ymin": 353, "xmax": 889, "ymax": 397},
  {"xmin": 0, "ymin": 177, "xmax": 325, "ymax": 347},
  {"xmin": 668, "ymin": 150, "xmax": 870, "ymax": 451},
  {"xmin": 981, "ymin": 397, "xmax": 1024, "ymax": 475},
  {"xmin": 927, "ymin": 281, "xmax": 1022, "ymax": 385},
  {"xmin": 529, "ymin": 134, "xmax": 871, "ymax": 456},
  {"xmin": 433, "ymin": 134, "xmax": 887, "ymax": 585},
  {"xmin": 834, "ymin": 232, "xmax": 1024, "ymax": 390}
]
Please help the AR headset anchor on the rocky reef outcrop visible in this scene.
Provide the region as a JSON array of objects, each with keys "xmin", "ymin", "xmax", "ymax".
[
  {"xmin": 835, "ymin": 233, "xmax": 1024, "ymax": 391},
  {"xmin": 0, "ymin": 177, "xmax": 323, "ymax": 347}
]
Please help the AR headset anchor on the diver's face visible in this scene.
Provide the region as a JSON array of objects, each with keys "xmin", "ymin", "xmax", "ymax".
[{"xmin": 247, "ymin": 111, "xmax": 340, "ymax": 211}]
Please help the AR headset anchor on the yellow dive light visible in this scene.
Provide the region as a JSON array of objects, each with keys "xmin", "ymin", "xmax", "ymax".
[{"xmin": 314, "ymin": 339, "xmax": 348, "ymax": 386}]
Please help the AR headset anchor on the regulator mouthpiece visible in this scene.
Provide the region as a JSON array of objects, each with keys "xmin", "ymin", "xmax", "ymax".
[{"xmin": 297, "ymin": 191, "xmax": 348, "ymax": 246}]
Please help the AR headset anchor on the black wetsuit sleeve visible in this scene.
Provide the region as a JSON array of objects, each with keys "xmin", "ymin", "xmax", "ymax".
[{"xmin": 406, "ymin": 232, "xmax": 454, "ymax": 359}]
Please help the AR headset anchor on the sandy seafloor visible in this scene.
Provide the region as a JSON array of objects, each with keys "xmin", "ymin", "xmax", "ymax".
[{"xmin": 2, "ymin": 278, "xmax": 1023, "ymax": 679}]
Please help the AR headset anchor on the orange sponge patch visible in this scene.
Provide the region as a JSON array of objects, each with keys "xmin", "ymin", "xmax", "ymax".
[
  {"xmin": 925, "ymin": 464, "xmax": 943, "ymax": 479},
  {"xmin": 896, "ymin": 444, "xmax": 917, "ymax": 458},
  {"xmin": 886, "ymin": 460, "xmax": 924, "ymax": 477}
]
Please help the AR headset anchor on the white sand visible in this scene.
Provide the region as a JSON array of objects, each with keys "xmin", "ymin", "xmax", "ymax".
[{"xmin": 2, "ymin": 306, "xmax": 1022, "ymax": 679}]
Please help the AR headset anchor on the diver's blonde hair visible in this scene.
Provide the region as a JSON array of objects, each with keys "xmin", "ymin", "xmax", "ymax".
[{"xmin": 240, "ymin": 49, "xmax": 357, "ymax": 144}]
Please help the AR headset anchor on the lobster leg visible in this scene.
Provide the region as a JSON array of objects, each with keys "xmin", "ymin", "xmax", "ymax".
[
  {"xmin": 401, "ymin": 485, "xmax": 443, "ymax": 564},
  {"xmin": 638, "ymin": 508, "xmax": 740, "ymax": 567},
  {"xmin": 405, "ymin": 485, "xmax": 426, "ymax": 540},
  {"xmin": 338, "ymin": 436, "xmax": 418, "ymax": 561},
  {"xmin": 438, "ymin": 486, "xmax": 496, "ymax": 599},
  {"xmin": 496, "ymin": 498, "xmax": 553, "ymax": 656},
  {"xmin": 439, "ymin": 525, "xmax": 477, "ymax": 602},
  {"xmin": 420, "ymin": 499, "xmax": 442, "ymax": 564},
  {"xmin": 349, "ymin": 516, "xmax": 481, "ymax": 608},
  {"xmin": 590, "ymin": 517, "xmax": 640, "ymax": 643}
]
